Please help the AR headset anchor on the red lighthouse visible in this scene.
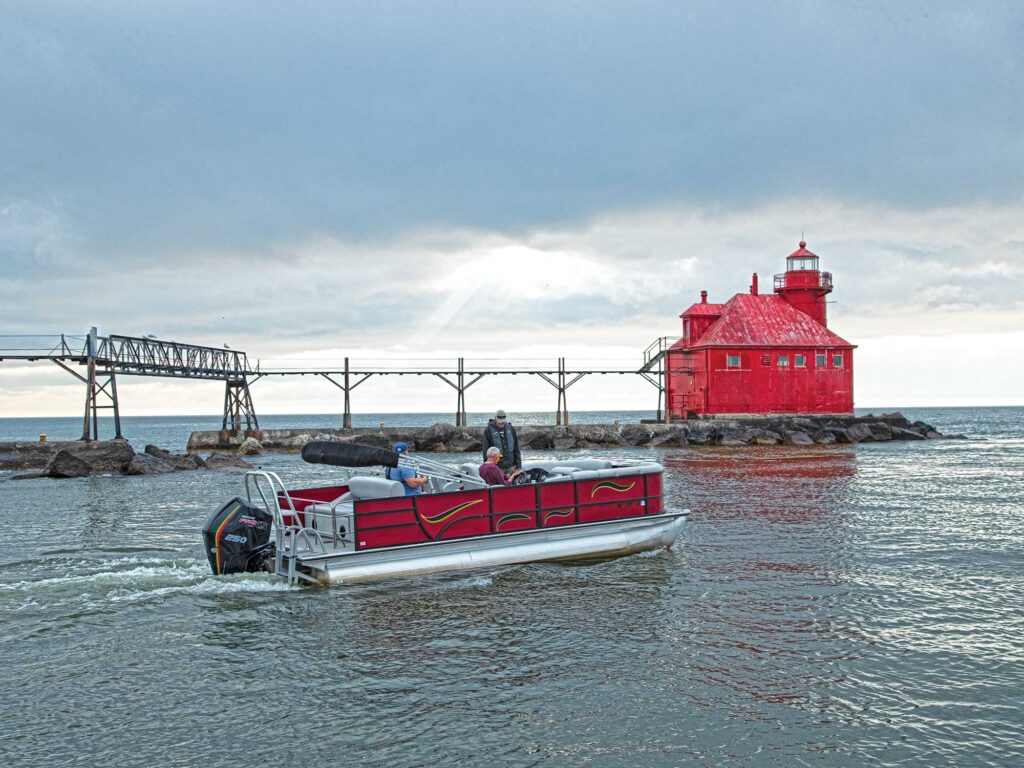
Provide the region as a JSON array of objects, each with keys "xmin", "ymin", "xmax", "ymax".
[{"xmin": 665, "ymin": 242, "xmax": 855, "ymax": 419}]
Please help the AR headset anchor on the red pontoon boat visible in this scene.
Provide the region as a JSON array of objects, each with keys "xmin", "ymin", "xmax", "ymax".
[{"xmin": 203, "ymin": 442, "xmax": 688, "ymax": 585}]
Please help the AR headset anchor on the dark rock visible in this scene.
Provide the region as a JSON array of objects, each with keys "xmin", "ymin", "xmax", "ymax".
[
  {"xmin": 186, "ymin": 453, "xmax": 207, "ymax": 469},
  {"xmin": 912, "ymin": 420, "xmax": 937, "ymax": 433},
  {"xmin": 204, "ymin": 453, "xmax": 254, "ymax": 470},
  {"xmin": 813, "ymin": 431, "xmax": 837, "ymax": 445},
  {"xmin": 944, "ymin": 433, "xmax": 969, "ymax": 440},
  {"xmin": 866, "ymin": 422, "xmax": 893, "ymax": 441},
  {"xmin": 74, "ymin": 440, "xmax": 136, "ymax": 473},
  {"xmin": 846, "ymin": 424, "xmax": 875, "ymax": 442},
  {"xmin": 447, "ymin": 432, "xmax": 482, "ymax": 453},
  {"xmin": 751, "ymin": 429, "xmax": 783, "ymax": 445},
  {"xmin": 144, "ymin": 443, "xmax": 203, "ymax": 469},
  {"xmin": 620, "ymin": 423, "xmax": 655, "ymax": 445},
  {"xmin": 783, "ymin": 430, "xmax": 815, "ymax": 445},
  {"xmin": 43, "ymin": 450, "xmax": 92, "ymax": 478},
  {"xmin": 568, "ymin": 425, "xmax": 626, "ymax": 445},
  {"xmin": 552, "ymin": 437, "xmax": 577, "ymax": 450},
  {"xmin": 650, "ymin": 428, "xmax": 688, "ymax": 447},
  {"xmin": 123, "ymin": 454, "xmax": 176, "ymax": 475},
  {"xmin": 415, "ymin": 423, "xmax": 460, "ymax": 451},
  {"xmin": 517, "ymin": 426, "xmax": 554, "ymax": 450},
  {"xmin": 925, "ymin": 431, "xmax": 943, "ymax": 439},
  {"xmin": 832, "ymin": 428, "xmax": 854, "ymax": 444},
  {"xmin": 718, "ymin": 429, "xmax": 753, "ymax": 445}
]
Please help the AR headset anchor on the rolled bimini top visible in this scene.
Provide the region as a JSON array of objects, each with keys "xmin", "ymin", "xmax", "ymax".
[{"xmin": 301, "ymin": 441, "xmax": 400, "ymax": 468}]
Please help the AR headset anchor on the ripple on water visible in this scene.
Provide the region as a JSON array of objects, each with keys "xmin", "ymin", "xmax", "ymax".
[{"xmin": 1, "ymin": 410, "xmax": 1023, "ymax": 767}]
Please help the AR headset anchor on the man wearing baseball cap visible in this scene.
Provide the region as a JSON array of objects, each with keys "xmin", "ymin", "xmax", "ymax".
[
  {"xmin": 386, "ymin": 442, "xmax": 430, "ymax": 496},
  {"xmin": 481, "ymin": 409, "xmax": 521, "ymax": 477}
]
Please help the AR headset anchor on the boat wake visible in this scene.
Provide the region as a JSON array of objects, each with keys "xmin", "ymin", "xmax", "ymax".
[{"xmin": 0, "ymin": 554, "xmax": 296, "ymax": 615}]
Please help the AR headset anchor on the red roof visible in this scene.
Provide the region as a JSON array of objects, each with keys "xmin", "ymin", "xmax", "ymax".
[
  {"xmin": 679, "ymin": 302, "xmax": 725, "ymax": 318},
  {"xmin": 786, "ymin": 240, "xmax": 818, "ymax": 259},
  {"xmin": 692, "ymin": 293, "xmax": 854, "ymax": 348}
]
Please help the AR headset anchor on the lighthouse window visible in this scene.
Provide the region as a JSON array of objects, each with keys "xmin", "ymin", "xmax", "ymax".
[
  {"xmin": 761, "ymin": 355, "xmax": 771, "ymax": 366},
  {"xmin": 789, "ymin": 256, "xmax": 819, "ymax": 271},
  {"xmin": 727, "ymin": 354, "xmax": 741, "ymax": 368},
  {"xmin": 832, "ymin": 353, "xmax": 844, "ymax": 368},
  {"xmin": 777, "ymin": 355, "xmax": 789, "ymax": 367},
  {"xmin": 795, "ymin": 354, "xmax": 806, "ymax": 368},
  {"xmin": 816, "ymin": 352, "xmax": 827, "ymax": 367}
]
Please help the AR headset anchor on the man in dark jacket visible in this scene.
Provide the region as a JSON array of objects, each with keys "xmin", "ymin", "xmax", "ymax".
[{"xmin": 482, "ymin": 409, "xmax": 521, "ymax": 475}]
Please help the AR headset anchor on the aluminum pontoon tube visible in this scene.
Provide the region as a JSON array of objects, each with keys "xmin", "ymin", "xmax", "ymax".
[{"xmin": 296, "ymin": 512, "xmax": 688, "ymax": 584}]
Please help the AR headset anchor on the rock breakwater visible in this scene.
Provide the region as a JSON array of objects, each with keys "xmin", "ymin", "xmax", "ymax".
[
  {"xmin": 187, "ymin": 412, "xmax": 961, "ymax": 454},
  {"xmin": 0, "ymin": 440, "xmax": 254, "ymax": 479}
]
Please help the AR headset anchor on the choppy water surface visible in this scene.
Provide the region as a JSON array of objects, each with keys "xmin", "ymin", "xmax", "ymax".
[{"xmin": 2, "ymin": 408, "xmax": 1022, "ymax": 766}]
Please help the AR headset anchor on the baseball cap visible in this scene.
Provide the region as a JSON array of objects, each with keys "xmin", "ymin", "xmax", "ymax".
[
  {"xmin": 393, "ymin": 441, "xmax": 409, "ymax": 453},
  {"xmin": 495, "ymin": 409, "xmax": 507, "ymax": 419}
]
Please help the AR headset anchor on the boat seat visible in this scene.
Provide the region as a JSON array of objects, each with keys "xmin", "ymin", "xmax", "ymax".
[
  {"xmin": 523, "ymin": 459, "xmax": 615, "ymax": 472},
  {"xmin": 459, "ymin": 462, "xmax": 483, "ymax": 479},
  {"xmin": 347, "ymin": 476, "xmax": 406, "ymax": 500}
]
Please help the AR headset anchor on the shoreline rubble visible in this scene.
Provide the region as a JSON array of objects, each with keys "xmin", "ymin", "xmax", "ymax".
[
  {"xmin": 0, "ymin": 441, "xmax": 253, "ymax": 479},
  {"xmin": 0, "ymin": 413, "xmax": 966, "ymax": 480}
]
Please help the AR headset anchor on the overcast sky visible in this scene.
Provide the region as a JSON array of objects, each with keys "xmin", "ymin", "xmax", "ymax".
[{"xmin": 2, "ymin": 1, "xmax": 1022, "ymax": 418}]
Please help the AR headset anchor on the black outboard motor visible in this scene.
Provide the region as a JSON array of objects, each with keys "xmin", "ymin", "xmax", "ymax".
[{"xmin": 202, "ymin": 497, "xmax": 274, "ymax": 575}]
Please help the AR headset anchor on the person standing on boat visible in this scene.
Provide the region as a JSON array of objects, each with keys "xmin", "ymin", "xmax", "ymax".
[
  {"xmin": 482, "ymin": 409, "xmax": 521, "ymax": 477},
  {"xmin": 479, "ymin": 447, "xmax": 521, "ymax": 486},
  {"xmin": 387, "ymin": 442, "xmax": 430, "ymax": 495}
]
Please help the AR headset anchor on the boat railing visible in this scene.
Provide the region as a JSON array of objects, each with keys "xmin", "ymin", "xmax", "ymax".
[{"xmin": 245, "ymin": 470, "xmax": 327, "ymax": 584}]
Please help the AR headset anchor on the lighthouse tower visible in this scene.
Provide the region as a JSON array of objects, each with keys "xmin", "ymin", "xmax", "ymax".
[{"xmin": 773, "ymin": 241, "xmax": 832, "ymax": 326}]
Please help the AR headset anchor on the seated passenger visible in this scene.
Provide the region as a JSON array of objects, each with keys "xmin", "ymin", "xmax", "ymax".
[
  {"xmin": 386, "ymin": 442, "xmax": 430, "ymax": 496},
  {"xmin": 479, "ymin": 447, "xmax": 521, "ymax": 486}
]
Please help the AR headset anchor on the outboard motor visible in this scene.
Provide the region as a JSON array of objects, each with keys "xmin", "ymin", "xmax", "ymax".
[{"xmin": 202, "ymin": 497, "xmax": 274, "ymax": 575}]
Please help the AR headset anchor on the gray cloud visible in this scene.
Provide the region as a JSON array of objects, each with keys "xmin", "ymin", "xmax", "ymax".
[{"xmin": 2, "ymin": 1, "xmax": 1022, "ymax": 260}]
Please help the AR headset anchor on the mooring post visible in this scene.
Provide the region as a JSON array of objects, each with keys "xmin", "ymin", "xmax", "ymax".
[
  {"xmin": 560, "ymin": 357, "xmax": 570, "ymax": 426},
  {"xmin": 109, "ymin": 371, "xmax": 122, "ymax": 439},
  {"xmin": 456, "ymin": 357, "xmax": 467, "ymax": 427},
  {"xmin": 80, "ymin": 327, "xmax": 97, "ymax": 441},
  {"xmin": 343, "ymin": 357, "xmax": 352, "ymax": 429}
]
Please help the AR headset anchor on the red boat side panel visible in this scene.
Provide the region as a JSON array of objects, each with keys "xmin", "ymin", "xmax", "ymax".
[
  {"xmin": 577, "ymin": 477, "xmax": 644, "ymax": 504},
  {"xmin": 645, "ymin": 474, "xmax": 664, "ymax": 514},
  {"xmin": 491, "ymin": 486, "xmax": 537, "ymax": 513},
  {"xmin": 339, "ymin": 471, "xmax": 666, "ymax": 552},
  {"xmin": 437, "ymin": 514, "xmax": 492, "ymax": 538},
  {"xmin": 279, "ymin": 485, "xmax": 349, "ymax": 527},
  {"xmin": 577, "ymin": 474, "xmax": 647, "ymax": 524},
  {"xmin": 354, "ymin": 497, "xmax": 425, "ymax": 550},
  {"xmin": 579, "ymin": 500, "xmax": 647, "ymax": 523},
  {"xmin": 415, "ymin": 489, "xmax": 492, "ymax": 540},
  {"xmin": 357, "ymin": 523, "xmax": 427, "ymax": 550},
  {"xmin": 538, "ymin": 481, "xmax": 577, "ymax": 527}
]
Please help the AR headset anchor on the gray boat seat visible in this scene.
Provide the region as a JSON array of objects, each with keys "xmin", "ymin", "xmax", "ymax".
[
  {"xmin": 459, "ymin": 462, "xmax": 483, "ymax": 479},
  {"xmin": 347, "ymin": 476, "xmax": 406, "ymax": 499},
  {"xmin": 522, "ymin": 459, "xmax": 615, "ymax": 472}
]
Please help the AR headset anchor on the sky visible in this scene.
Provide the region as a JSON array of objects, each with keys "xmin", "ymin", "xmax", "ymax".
[{"xmin": 1, "ymin": 1, "xmax": 1022, "ymax": 418}]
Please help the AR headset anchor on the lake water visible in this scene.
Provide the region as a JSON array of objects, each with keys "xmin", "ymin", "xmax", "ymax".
[{"xmin": 1, "ymin": 407, "xmax": 1022, "ymax": 766}]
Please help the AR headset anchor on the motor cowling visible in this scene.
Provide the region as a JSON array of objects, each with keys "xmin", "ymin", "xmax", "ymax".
[{"xmin": 202, "ymin": 497, "xmax": 274, "ymax": 575}]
